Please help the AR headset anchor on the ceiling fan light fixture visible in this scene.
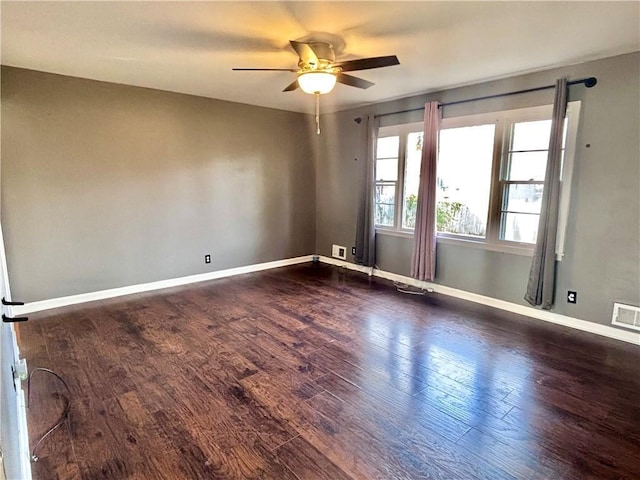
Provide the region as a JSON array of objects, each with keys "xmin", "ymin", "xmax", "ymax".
[{"xmin": 298, "ymin": 71, "xmax": 337, "ymax": 94}]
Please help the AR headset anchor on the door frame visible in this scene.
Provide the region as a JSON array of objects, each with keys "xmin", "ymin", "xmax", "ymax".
[{"xmin": 0, "ymin": 222, "xmax": 32, "ymax": 480}]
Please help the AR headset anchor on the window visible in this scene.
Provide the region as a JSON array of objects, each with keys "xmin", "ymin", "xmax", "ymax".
[
  {"xmin": 498, "ymin": 118, "xmax": 566, "ymax": 244},
  {"xmin": 374, "ymin": 122, "xmax": 423, "ymax": 232},
  {"xmin": 375, "ymin": 102, "xmax": 581, "ymax": 258},
  {"xmin": 374, "ymin": 136, "xmax": 399, "ymax": 227},
  {"xmin": 437, "ymin": 124, "xmax": 494, "ymax": 238}
]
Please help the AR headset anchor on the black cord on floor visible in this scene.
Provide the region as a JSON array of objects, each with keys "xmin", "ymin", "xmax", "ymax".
[
  {"xmin": 393, "ymin": 281, "xmax": 428, "ymax": 296},
  {"xmin": 27, "ymin": 368, "xmax": 71, "ymax": 462}
]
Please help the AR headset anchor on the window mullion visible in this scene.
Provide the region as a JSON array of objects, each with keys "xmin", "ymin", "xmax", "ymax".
[
  {"xmin": 487, "ymin": 118, "xmax": 506, "ymax": 244},
  {"xmin": 396, "ymin": 130, "xmax": 407, "ymax": 231}
]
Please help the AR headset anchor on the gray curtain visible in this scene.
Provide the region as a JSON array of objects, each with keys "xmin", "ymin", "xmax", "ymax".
[
  {"xmin": 355, "ymin": 114, "xmax": 379, "ymax": 267},
  {"xmin": 411, "ymin": 102, "xmax": 441, "ymax": 281},
  {"xmin": 525, "ymin": 78, "xmax": 568, "ymax": 308}
]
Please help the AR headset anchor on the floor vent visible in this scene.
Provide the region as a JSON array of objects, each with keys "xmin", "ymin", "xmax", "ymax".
[{"xmin": 612, "ymin": 302, "xmax": 640, "ymax": 331}]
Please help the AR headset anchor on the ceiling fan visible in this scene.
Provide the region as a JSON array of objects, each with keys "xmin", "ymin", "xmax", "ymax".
[
  {"xmin": 232, "ymin": 40, "xmax": 400, "ymax": 133},
  {"xmin": 233, "ymin": 40, "xmax": 400, "ymax": 94}
]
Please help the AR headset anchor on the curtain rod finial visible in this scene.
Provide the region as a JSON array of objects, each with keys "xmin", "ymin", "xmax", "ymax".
[
  {"xmin": 584, "ymin": 77, "xmax": 597, "ymax": 88},
  {"xmin": 354, "ymin": 117, "xmax": 362, "ymax": 124}
]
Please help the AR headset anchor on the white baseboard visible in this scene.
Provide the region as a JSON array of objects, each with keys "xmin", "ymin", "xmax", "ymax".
[
  {"xmin": 14, "ymin": 255, "xmax": 314, "ymax": 315},
  {"xmin": 15, "ymin": 253, "xmax": 639, "ymax": 346},
  {"xmin": 318, "ymin": 256, "xmax": 640, "ymax": 346},
  {"xmin": 317, "ymin": 256, "xmax": 375, "ymax": 276}
]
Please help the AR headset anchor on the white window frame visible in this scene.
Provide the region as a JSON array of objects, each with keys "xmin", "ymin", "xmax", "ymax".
[
  {"xmin": 375, "ymin": 121, "xmax": 424, "ymax": 236},
  {"xmin": 375, "ymin": 102, "xmax": 581, "ymax": 260}
]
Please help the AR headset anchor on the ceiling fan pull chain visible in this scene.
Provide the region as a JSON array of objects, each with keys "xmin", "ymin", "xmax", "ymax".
[{"xmin": 315, "ymin": 92, "xmax": 321, "ymax": 135}]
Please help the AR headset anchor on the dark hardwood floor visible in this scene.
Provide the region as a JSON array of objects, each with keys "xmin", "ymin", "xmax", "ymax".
[{"xmin": 20, "ymin": 263, "xmax": 640, "ymax": 480}]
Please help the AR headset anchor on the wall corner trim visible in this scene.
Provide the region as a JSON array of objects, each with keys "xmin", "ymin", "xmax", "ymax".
[
  {"xmin": 14, "ymin": 255, "xmax": 314, "ymax": 315},
  {"xmin": 317, "ymin": 256, "xmax": 640, "ymax": 346}
]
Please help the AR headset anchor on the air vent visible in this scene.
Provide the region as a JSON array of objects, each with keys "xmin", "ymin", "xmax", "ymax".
[
  {"xmin": 331, "ymin": 244, "xmax": 347, "ymax": 260},
  {"xmin": 612, "ymin": 303, "xmax": 640, "ymax": 331}
]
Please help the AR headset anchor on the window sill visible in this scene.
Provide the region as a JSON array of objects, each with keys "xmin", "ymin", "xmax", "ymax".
[
  {"xmin": 375, "ymin": 229, "xmax": 564, "ymax": 260},
  {"xmin": 375, "ymin": 228, "xmax": 414, "ymax": 239},
  {"xmin": 436, "ymin": 236, "xmax": 534, "ymax": 257},
  {"xmin": 376, "ymin": 229, "xmax": 533, "ymax": 256}
]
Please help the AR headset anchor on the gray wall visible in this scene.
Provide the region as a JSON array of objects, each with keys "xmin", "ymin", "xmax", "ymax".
[
  {"xmin": 315, "ymin": 52, "xmax": 640, "ymax": 327},
  {"xmin": 1, "ymin": 67, "xmax": 317, "ymax": 302}
]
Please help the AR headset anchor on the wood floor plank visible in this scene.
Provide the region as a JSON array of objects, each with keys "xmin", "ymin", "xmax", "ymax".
[
  {"xmin": 501, "ymin": 403, "xmax": 640, "ymax": 479},
  {"xmin": 216, "ymin": 326, "xmax": 325, "ymax": 384},
  {"xmin": 19, "ymin": 263, "xmax": 640, "ymax": 480},
  {"xmin": 242, "ymin": 374, "xmax": 417, "ymax": 480},
  {"xmin": 274, "ymin": 435, "xmax": 354, "ymax": 480},
  {"xmin": 308, "ymin": 341, "xmax": 429, "ymax": 396},
  {"xmin": 307, "ymin": 385, "xmax": 514, "ymax": 480},
  {"xmin": 503, "ymin": 384, "xmax": 640, "ymax": 448},
  {"xmin": 455, "ymin": 426, "xmax": 573, "ymax": 480}
]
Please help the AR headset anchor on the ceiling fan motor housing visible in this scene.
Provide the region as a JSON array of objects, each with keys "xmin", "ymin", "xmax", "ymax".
[{"xmin": 303, "ymin": 42, "xmax": 335, "ymax": 70}]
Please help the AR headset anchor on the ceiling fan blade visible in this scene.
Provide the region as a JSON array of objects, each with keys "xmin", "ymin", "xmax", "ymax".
[
  {"xmin": 283, "ymin": 80, "xmax": 299, "ymax": 92},
  {"xmin": 333, "ymin": 55, "xmax": 400, "ymax": 72},
  {"xmin": 232, "ymin": 68, "xmax": 298, "ymax": 72},
  {"xmin": 336, "ymin": 73, "xmax": 374, "ymax": 89},
  {"xmin": 290, "ymin": 40, "xmax": 319, "ymax": 67}
]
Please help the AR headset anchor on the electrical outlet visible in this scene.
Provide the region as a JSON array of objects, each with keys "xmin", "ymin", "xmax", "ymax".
[
  {"xmin": 205, "ymin": 254, "xmax": 211, "ymax": 264},
  {"xmin": 352, "ymin": 246, "xmax": 356, "ymax": 255},
  {"xmin": 567, "ymin": 290, "xmax": 577, "ymax": 304}
]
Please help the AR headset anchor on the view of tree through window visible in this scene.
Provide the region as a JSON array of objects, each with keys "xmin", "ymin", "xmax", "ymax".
[
  {"xmin": 374, "ymin": 136, "xmax": 399, "ymax": 226},
  {"xmin": 374, "ymin": 125, "xmax": 423, "ymax": 231},
  {"xmin": 437, "ymin": 124, "xmax": 494, "ymax": 237},
  {"xmin": 402, "ymin": 132, "xmax": 422, "ymax": 229}
]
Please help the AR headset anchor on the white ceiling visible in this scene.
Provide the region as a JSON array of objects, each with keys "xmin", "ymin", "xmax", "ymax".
[{"xmin": 2, "ymin": 1, "xmax": 639, "ymax": 114}]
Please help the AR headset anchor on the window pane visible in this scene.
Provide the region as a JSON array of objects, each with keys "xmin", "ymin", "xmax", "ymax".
[
  {"xmin": 376, "ymin": 158, "xmax": 398, "ymax": 181},
  {"xmin": 376, "ymin": 204, "xmax": 394, "ymax": 226},
  {"xmin": 375, "ymin": 184, "xmax": 396, "ymax": 204},
  {"xmin": 375, "ymin": 184, "xmax": 395, "ymax": 226},
  {"xmin": 507, "ymin": 151, "xmax": 547, "ymax": 181},
  {"xmin": 437, "ymin": 124, "xmax": 494, "ymax": 237},
  {"xmin": 377, "ymin": 136, "xmax": 399, "ymax": 158},
  {"xmin": 511, "ymin": 120, "xmax": 551, "ymax": 151},
  {"xmin": 402, "ymin": 132, "xmax": 423, "ymax": 229},
  {"xmin": 501, "ymin": 212, "xmax": 539, "ymax": 243},
  {"xmin": 503, "ymin": 183, "xmax": 544, "ymax": 214}
]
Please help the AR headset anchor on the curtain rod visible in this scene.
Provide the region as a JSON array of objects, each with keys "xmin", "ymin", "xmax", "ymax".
[{"xmin": 362, "ymin": 76, "xmax": 597, "ymax": 121}]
